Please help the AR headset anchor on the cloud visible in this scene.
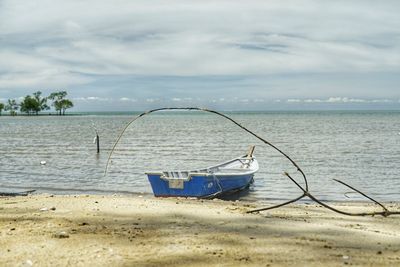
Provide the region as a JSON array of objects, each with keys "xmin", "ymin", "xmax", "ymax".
[
  {"xmin": 0, "ymin": 1, "xmax": 399, "ymax": 109},
  {"xmin": 119, "ymin": 97, "xmax": 136, "ymax": 102},
  {"xmin": 304, "ymin": 99, "xmax": 322, "ymax": 103},
  {"xmin": 73, "ymin": 96, "xmax": 110, "ymax": 102},
  {"xmin": 2, "ymin": 1, "xmax": 400, "ymax": 78},
  {"xmin": 327, "ymin": 97, "xmax": 347, "ymax": 103},
  {"xmin": 286, "ymin": 97, "xmax": 396, "ymax": 104},
  {"xmin": 326, "ymin": 97, "xmax": 366, "ymax": 103}
]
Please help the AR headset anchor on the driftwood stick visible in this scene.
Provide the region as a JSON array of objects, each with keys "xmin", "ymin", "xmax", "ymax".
[
  {"xmin": 283, "ymin": 172, "xmax": 307, "ymax": 193},
  {"xmin": 249, "ymin": 172, "xmax": 400, "ymax": 217},
  {"xmin": 306, "ymin": 192, "xmax": 400, "ymax": 217},
  {"xmin": 105, "ymin": 107, "xmax": 399, "ymax": 217},
  {"xmin": 105, "ymin": 107, "xmax": 309, "ymax": 191},
  {"xmin": 247, "ymin": 172, "xmax": 309, "ymax": 213},
  {"xmin": 333, "ymin": 179, "xmax": 388, "ymax": 212},
  {"xmin": 248, "ymin": 194, "xmax": 306, "ymax": 213}
]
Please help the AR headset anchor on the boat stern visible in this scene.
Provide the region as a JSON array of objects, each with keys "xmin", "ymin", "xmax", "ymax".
[{"xmin": 146, "ymin": 172, "xmax": 220, "ymax": 198}]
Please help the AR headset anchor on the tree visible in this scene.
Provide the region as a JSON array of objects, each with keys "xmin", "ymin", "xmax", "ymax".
[
  {"xmin": 60, "ymin": 99, "xmax": 73, "ymax": 115},
  {"xmin": 0, "ymin": 102, "xmax": 4, "ymax": 115},
  {"xmin": 48, "ymin": 91, "xmax": 73, "ymax": 115},
  {"xmin": 20, "ymin": 92, "xmax": 49, "ymax": 115},
  {"xmin": 48, "ymin": 91, "xmax": 68, "ymax": 115},
  {"xmin": 20, "ymin": 95, "xmax": 39, "ymax": 115},
  {"xmin": 33, "ymin": 91, "xmax": 49, "ymax": 115},
  {"xmin": 4, "ymin": 99, "xmax": 19, "ymax": 116}
]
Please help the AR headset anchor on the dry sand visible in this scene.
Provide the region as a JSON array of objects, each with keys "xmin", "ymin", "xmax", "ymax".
[{"xmin": 0, "ymin": 194, "xmax": 399, "ymax": 266}]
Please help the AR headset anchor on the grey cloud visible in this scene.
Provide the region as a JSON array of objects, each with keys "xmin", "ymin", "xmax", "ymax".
[{"xmin": 0, "ymin": 0, "xmax": 399, "ymax": 110}]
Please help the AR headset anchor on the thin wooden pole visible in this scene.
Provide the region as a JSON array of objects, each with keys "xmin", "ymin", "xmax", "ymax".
[
  {"xmin": 91, "ymin": 121, "xmax": 100, "ymax": 154},
  {"xmin": 96, "ymin": 134, "xmax": 100, "ymax": 154}
]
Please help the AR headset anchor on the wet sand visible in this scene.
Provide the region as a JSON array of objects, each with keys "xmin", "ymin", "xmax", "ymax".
[{"xmin": 0, "ymin": 194, "xmax": 399, "ymax": 266}]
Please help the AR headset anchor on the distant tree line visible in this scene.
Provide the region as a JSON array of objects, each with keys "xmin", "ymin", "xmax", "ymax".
[{"xmin": 0, "ymin": 91, "xmax": 73, "ymax": 116}]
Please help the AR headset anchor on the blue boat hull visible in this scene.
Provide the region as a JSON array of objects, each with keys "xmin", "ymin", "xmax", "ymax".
[{"xmin": 147, "ymin": 174, "xmax": 254, "ymax": 198}]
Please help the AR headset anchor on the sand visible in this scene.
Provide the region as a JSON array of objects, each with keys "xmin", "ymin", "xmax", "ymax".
[{"xmin": 0, "ymin": 194, "xmax": 399, "ymax": 266}]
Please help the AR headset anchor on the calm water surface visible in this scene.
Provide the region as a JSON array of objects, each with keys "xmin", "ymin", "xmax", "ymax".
[{"xmin": 0, "ymin": 111, "xmax": 399, "ymax": 203}]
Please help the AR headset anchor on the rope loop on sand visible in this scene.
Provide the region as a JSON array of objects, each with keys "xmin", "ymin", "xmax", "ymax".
[{"xmin": 105, "ymin": 107, "xmax": 399, "ymax": 217}]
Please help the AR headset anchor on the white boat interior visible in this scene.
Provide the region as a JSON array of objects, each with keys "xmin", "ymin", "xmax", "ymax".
[{"xmin": 146, "ymin": 146, "xmax": 259, "ymax": 181}]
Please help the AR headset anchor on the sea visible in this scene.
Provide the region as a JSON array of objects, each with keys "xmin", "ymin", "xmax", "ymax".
[{"xmin": 0, "ymin": 110, "xmax": 399, "ymax": 203}]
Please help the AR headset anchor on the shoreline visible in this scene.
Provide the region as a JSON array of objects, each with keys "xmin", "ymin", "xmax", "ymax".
[
  {"xmin": 1, "ymin": 188, "xmax": 397, "ymax": 205},
  {"xmin": 1, "ymin": 109, "xmax": 400, "ymax": 117},
  {"xmin": 1, "ymin": 194, "xmax": 399, "ymax": 266}
]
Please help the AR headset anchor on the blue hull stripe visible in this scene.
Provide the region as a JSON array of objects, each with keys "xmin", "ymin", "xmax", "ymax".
[{"xmin": 147, "ymin": 174, "xmax": 254, "ymax": 198}]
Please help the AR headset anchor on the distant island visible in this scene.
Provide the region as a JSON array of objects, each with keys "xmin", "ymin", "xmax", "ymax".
[{"xmin": 0, "ymin": 91, "xmax": 73, "ymax": 116}]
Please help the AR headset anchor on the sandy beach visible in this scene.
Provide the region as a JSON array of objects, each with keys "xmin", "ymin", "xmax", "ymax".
[{"xmin": 0, "ymin": 194, "xmax": 399, "ymax": 266}]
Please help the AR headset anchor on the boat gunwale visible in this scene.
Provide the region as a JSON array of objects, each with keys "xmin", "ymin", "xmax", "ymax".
[{"xmin": 145, "ymin": 156, "xmax": 259, "ymax": 181}]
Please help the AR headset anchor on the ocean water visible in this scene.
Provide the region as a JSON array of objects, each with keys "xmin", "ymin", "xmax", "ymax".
[{"xmin": 0, "ymin": 110, "xmax": 399, "ymax": 203}]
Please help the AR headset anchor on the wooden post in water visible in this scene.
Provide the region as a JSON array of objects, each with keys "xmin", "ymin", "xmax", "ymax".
[
  {"xmin": 96, "ymin": 134, "xmax": 100, "ymax": 154},
  {"xmin": 91, "ymin": 121, "xmax": 100, "ymax": 154}
]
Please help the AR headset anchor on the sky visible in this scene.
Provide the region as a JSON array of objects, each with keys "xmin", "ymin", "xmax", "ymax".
[{"xmin": 0, "ymin": 0, "xmax": 399, "ymax": 111}]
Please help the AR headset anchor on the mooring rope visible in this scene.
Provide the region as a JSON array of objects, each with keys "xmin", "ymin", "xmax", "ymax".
[{"xmin": 105, "ymin": 107, "xmax": 400, "ymax": 217}]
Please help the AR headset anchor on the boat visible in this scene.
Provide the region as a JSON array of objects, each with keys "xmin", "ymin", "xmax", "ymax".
[{"xmin": 146, "ymin": 146, "xmax": 258, "ymax": 198}]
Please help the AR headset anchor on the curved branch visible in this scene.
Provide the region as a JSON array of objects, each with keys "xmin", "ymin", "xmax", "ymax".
[
  {"xmin": 105, "ymin": 107, "xmax": 399, "ymax": 217},
  {"xmin": 249, "ymin": 173, "xmax": 400, "ymax": 217},
  {"xmin": 247, "ymin": 194, "xmax": 306, "ymax": 213},
  {"xmin": 333, "ymin": 179, "xmax": 388, "ymax": 212},
  {"xmin": 105, "ymin": 107, "xmax": 308, "ymax": 192}
]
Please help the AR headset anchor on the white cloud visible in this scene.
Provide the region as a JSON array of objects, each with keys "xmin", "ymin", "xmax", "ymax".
[
  {"xmin": 1, "ymin": 1, "xmax": 399, "ymax": 80},
  {"xmin": 287, "ymin": 99, "xmax": 301, "ymax": 103},
  {"xmin": 326, "ymin": 97, "xmax": 366, "ymax": 103},
  {"xmin": 73, "ymin": 96, "xmax": 110, "ymax": 102},
  {"xmin": 304, "ymin": 99, "xmax": 322, "ymax": 103},
  {"xmin": 347, "ymin": 98, "xmax": 366, "ymax": 103},
  {"xmin": 371, "ymin": 99, "xmax": 392, "ymax": 103},
  {"xmin": 286, "ymin": 97, "xmax": 397, "ymax": 104},
  {"xmin": 0, "ymin": 0, "xmax": 399, "ymax": 109},
  {"xmin": 119, "ymin": 97, "xmax": 136, "ymax": 102},
  {"xmin": 326, "ymin": 97, "xmax": 342, "ymax": 103},
  {"xmin": 73, "ymin": 97, "xmax": 87, "ymax": 101}
]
